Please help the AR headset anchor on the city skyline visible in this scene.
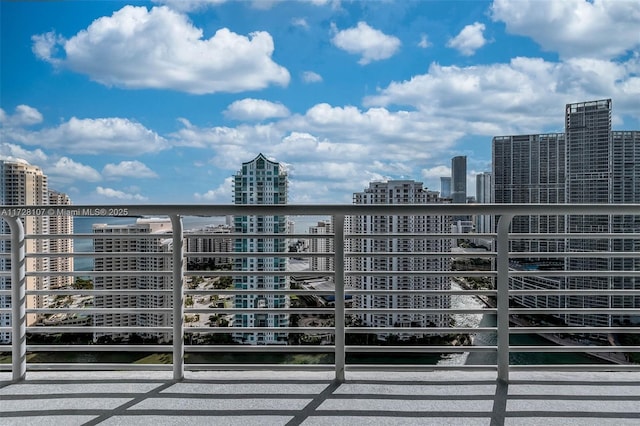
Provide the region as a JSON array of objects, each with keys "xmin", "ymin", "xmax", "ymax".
[{"xmin": 1, "ymin": 0, "xmax": 639, "ymax": 205}]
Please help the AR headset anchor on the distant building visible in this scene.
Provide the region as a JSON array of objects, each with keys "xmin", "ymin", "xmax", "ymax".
[
  {"xmin": 440, "ymin": 177, "xmax": 451, "ymax": 198},
  {"xmin": 351, "ymin": 180, "xmax": 451, "ymax": 338},
  {"xmin": 308, "ymin": 220, "xmax": 333, "ymax": 273},
  {"xmin": 451, "ymin": 156, "xmax": 467, "ymax": 204},
  {"xmin": 48, "ymin": 190, "xmax": 74, "ymax": 290},
  {"xmin": 232, "ymin": 153, "xmax": 289, "ymax": 345},
  {"xmin": 185, "ymin": 224, "xmax": 232, "ymax": 270},
  {"xmin": 92, "ymin": 218, "xmax": 173, "ymax": 343},
  {"xmin": 474, "ymin": 172, "xmax": 493, "ymax": 248}
]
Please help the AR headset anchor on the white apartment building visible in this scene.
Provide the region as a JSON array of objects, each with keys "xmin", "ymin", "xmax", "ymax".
[
  {"xmin": 351, "ymin": 180, "xmax": 451, "ymax": 339},
  {"xmin": 48, "ymin": 190, "xmax": 74, "ymax": 291},
  {"xmin": 308, "ymin": 220, "xmax": 333, "ymax": 273},
  {"xmin": 92, "ymin": 218, "xmax": 172, "ymax": 343},
  {"xmin": 185, "ymin": 224, "xmax": 233, "ymax": 270},
  {"xmin": 232, "ymin": 154, "xmax": 289, "ymax": 345}
]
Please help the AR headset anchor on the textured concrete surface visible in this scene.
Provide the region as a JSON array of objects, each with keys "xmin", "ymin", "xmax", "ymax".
[{"xmin": 1, "ymin": 370, "xmax": 639, "ymax": 425}]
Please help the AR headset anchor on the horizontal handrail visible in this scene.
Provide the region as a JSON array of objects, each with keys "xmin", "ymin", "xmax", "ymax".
[{"xmin": 1, "ymin": 203, "xmax": 639, "ymax": 384}]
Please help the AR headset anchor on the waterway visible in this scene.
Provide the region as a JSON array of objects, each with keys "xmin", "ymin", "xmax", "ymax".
[{"xmin": 439, "ymin": 282, "xmax": 609, "ymax": 366}]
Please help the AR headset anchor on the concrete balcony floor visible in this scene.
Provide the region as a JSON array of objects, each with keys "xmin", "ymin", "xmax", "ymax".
[{"xmin": 1, "ymin": 370, "xmax": 640, "ymax": 425}]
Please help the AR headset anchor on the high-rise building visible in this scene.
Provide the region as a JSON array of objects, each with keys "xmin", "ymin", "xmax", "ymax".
[
  {"xmin": 493, "ymin": 133, "xmax": 567, "ymax": 311},
  {"xmin": 0, "ymin": 159, "xmax": 75, "ymax": 342},
  {"xmin": 232, "ymin": 153, "xmax": 289, "ymax": 345},
  {"xmin": 351, "ymin": 180, "xmax": 451, "ymax": 338},
  {"xmin": 92, "ymin": 218, "xmax": 173, "ymax": 343},
  {"xmin": 564, "ymin": 100, "xmax": 640, "ymax": 328},
  {"xmin": 308, "ymin": 220, "xmax": 333, "ymax": 273},
  {"xmin": 440, "ymin": 177, "xmax": 452, "ymax": 199},
  {"xmin": 0, "ymin": 159, "xmax": 49, "ymax": 331},
  {"xmin": 48, "ymin": 190, "xmax": 74, "ymax": 290},
  {"xmin": 493, "ymin": 133, "xmax": 566, "ymax": 252},
  {"xmin": 492, "ymin": 99, "xmax": 640, "ymax": 329},
  {"xmin": 451, "ymin": 156, "xmax": 467, "ymax": 204}
]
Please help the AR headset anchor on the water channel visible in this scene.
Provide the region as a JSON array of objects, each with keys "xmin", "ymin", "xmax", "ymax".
[{"xmin": 441, "ymin": 282, "xmax": 609, "ymax": 367}]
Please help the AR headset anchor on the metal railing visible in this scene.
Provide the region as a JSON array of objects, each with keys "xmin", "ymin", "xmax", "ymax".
[{"xmin": 1, "ymin": 204, "xmax": 640, "ymax": 383}]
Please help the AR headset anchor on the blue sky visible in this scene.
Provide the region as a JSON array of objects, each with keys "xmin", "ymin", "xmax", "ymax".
[{"xmin": 1, "ymin": 0, "xmax": 639, "ymax": 204}]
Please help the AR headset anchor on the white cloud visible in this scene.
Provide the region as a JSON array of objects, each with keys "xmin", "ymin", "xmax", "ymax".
[
  {"xmin": 331, "ymin": 22, "xmax": 401, "ymax": 65},
  {"xmin": 33, "ymin": 5, "xmax": 290, "ymax": 94},
  {"xmin": 491, "ymin": 0, "xmax": 640, "ymax": 59},
  {"xmin": 420, "ymin": 165, "xmax": 453, "ymax": 193},
  {"xmin": 0, "ymin": 143, "xmax": 48, "ymax": 166},
  {"xmin": 224, "ymin": 99, "xmax": 291, "ymax": 121},
  {"xmin": 0, "ymin": 105, "xmax": 43, "ymax": 127},
  {"xmin": 103, "ymin": 161, "xmax": 158, "ymax": 179},
  {"xmin": 153, "ymin": 0, "xmax": 227, "ymax": 12},
  {"xmin": 302, "ymin": 71, "xmax": 323, "ymax": 83},
  {"xmin": 171, "ymin": 120, "xmax": 279, "ymax": 154},
  {"xmin": 194, "ymin": 177, "xmax": 233, "ymax": 203},
  {"xmin": 418, "ymin": 34, "xmax": 431, "ymax": 48},
  {"xmin": 31, "ymin": 31, "xmax": 64, "ymax": 66},
  {"xmin": 307, "ymin": 0, "xmax": 340, "ymax": 6},
  {"xmin": 292, "ymin": 18, "xmax": 309, "ymax": 29},
  {"xmin": 446, "ymin": 22, "xmax": 487, "ymax": 56},
  {"xmin": 6, "ymin": 116, "xmax": 169, "ymax": 155},
  {"xmin": 363, "ymin": 56, "xmax": 640, "ymax": 135},
  {"xmin": 292, "ymin": 103, "xmax": 462, "ymax": 153},
  {"xmin": 271, "ymin": 131, "xmax": 368, "ymax": 162},
  {"xmin": 96, "ymin": 186, "xmax": 147, "ymax": 201},
  {"xmin": 49, "ymin": 157, "xmax": 102, "ymax": 183},
  {"xmin": 421, "ymin": 165, "xmax": 451, "ymax": 179},
  {"xmin": 0, "ymin": 143, "xmax": 103, "ymax": 188}
]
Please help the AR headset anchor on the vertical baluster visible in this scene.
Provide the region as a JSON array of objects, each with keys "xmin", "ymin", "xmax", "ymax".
[
  {"xmin": 334, "ymin": 214, "xmax": 345, "ymax": 382},
  {"xmin": 8, "ymin": 216, "xmax": 26, "ymax": 382},
  {"xmin": 170, "ymin": 215, "xmax": 184, "ymax": 380},
  {"xmin": 496, "ymin": 214, "xmax": 513, "ymax": 382}
]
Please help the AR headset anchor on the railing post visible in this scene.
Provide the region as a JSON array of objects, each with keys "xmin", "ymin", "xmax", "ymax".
[
  {"xmin": 496, "ymin": 214, "xmax": 513, "ymax": 383},
  {"xmin": 7, "ymin": 217, "xmax": 26, "ymax": 382},
  {"xmin": 170, "ymin": 214, "xmax": 184, "ymax": 381},
  {"xmin": 334, "ymin": 214, "xmax": 345, "ymax": 382}
]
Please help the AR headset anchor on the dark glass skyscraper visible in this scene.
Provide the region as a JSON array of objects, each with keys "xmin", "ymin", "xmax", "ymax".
[{"xmin": 451, "ymin": 156, "xmax": 467, "ymax": 204}]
